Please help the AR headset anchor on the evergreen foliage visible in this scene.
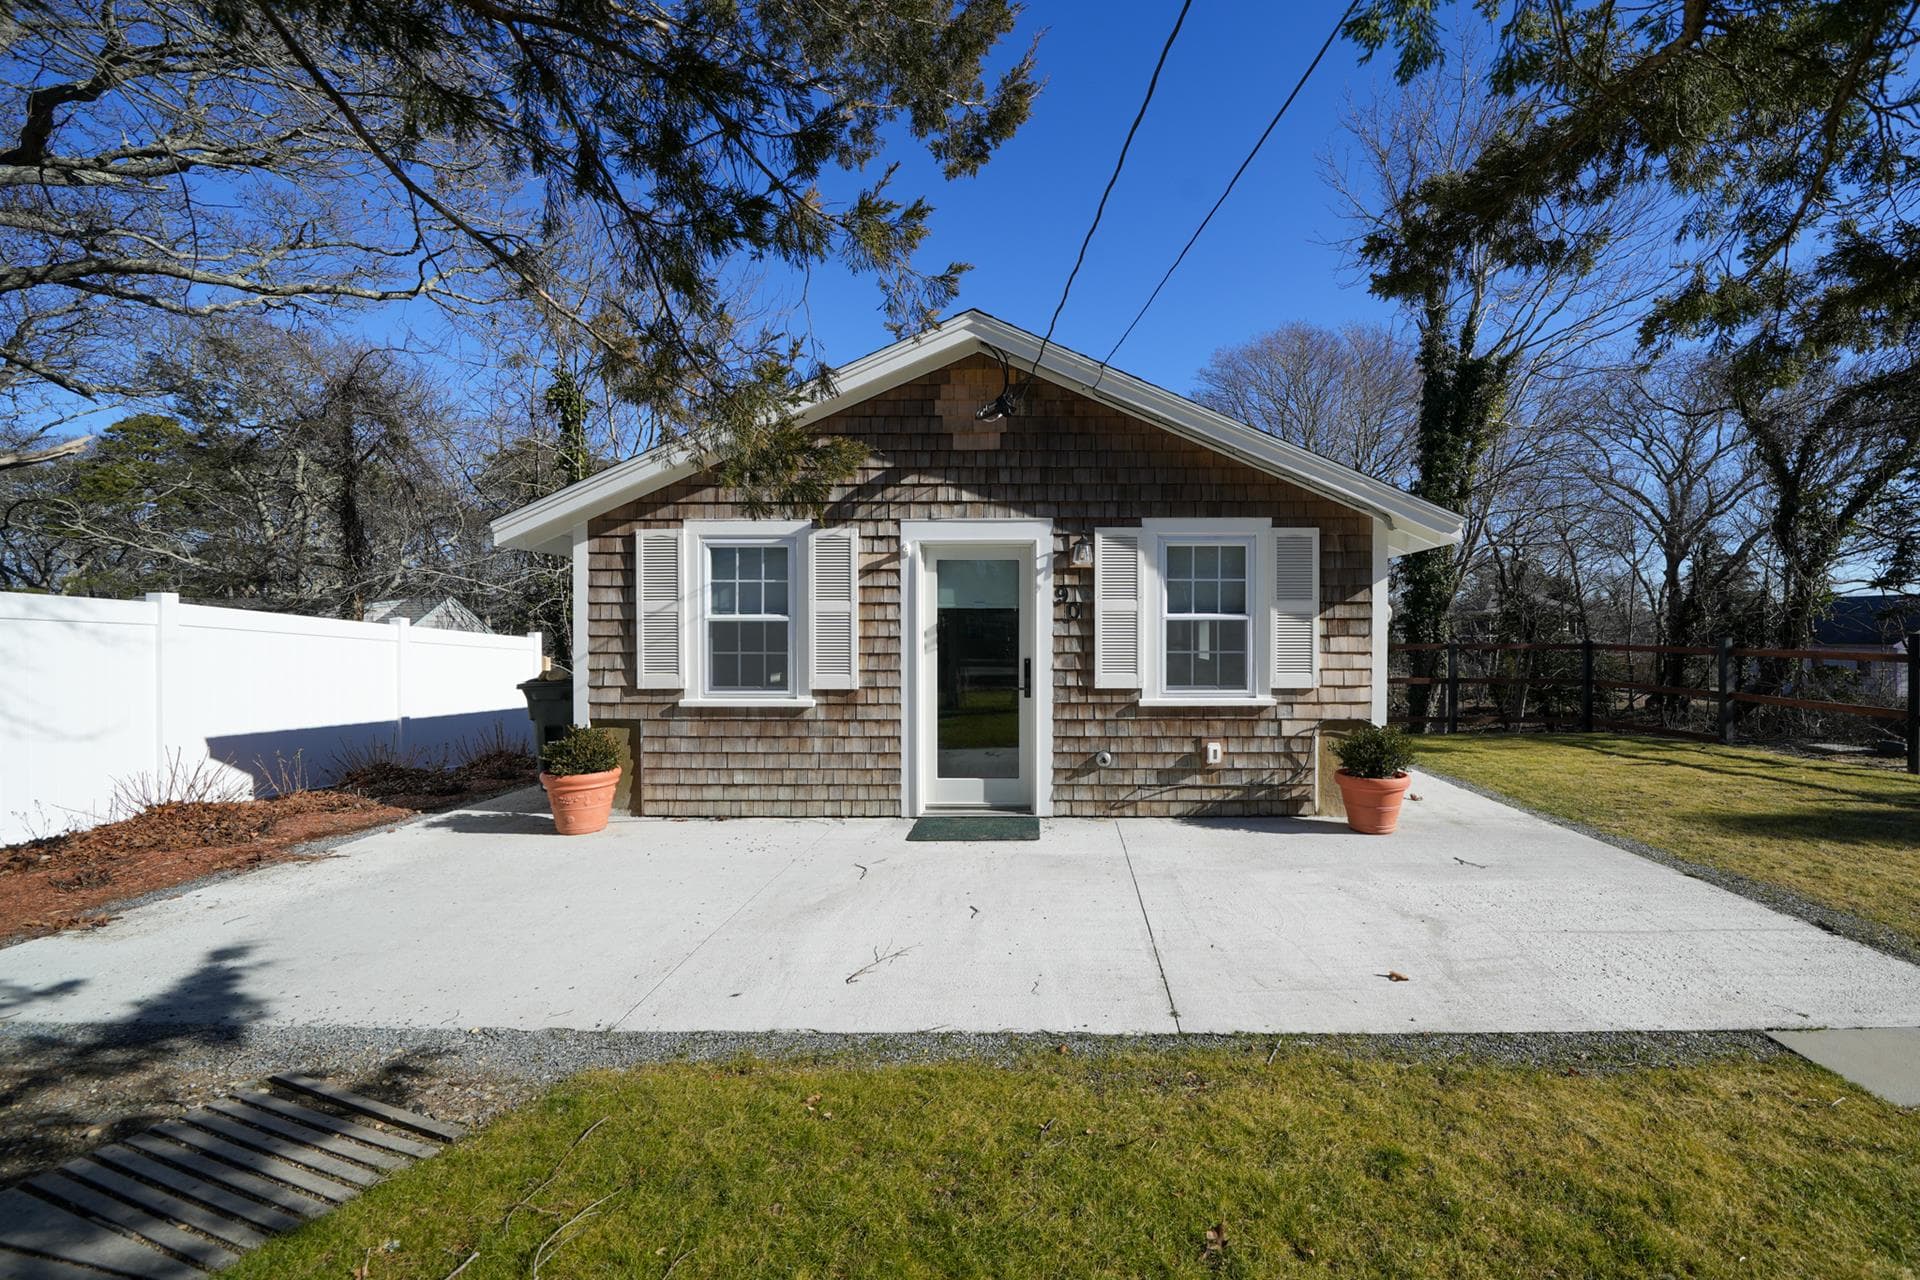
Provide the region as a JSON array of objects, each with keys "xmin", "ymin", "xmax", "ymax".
[
  {"xmin": 3, "ymin": 0, "xmax": 1039, "ymax": 506},
  {"xmin": 1333, "ymin": 725, "xmax": 1416, "ymax": 778},
  {"xmin": 540, "ymin": 725, "xmax": 621, "ymax": 776}
]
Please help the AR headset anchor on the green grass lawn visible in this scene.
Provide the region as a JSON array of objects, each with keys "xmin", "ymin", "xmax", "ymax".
[
  {"xmin": 1415, "ymin": 733, "xmax": 1920, "ymax": 947},
  {"xmin": 226, "ymin": 1048, "xmax": 1918, "ymax": 1279}
]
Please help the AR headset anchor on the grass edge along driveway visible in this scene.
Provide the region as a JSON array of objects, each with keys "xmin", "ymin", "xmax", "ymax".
[
  {"xmin": 226, "ymin": 1047, "xmax": 1919, "ymax": 1280},
  {"xmin": 1414, "ymin": 733, "xmax": 1920, "ymax": 950}
]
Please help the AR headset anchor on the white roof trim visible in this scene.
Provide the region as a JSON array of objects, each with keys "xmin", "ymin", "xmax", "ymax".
[{"xmin": 490, "ymin": 310, "xmax": 1464, "ymax": 558}]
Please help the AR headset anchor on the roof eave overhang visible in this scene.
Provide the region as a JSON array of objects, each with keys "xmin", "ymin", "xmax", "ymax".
[{"xmin": 489, "ymin": 311, "xmax": 1463, "ymax": 557}]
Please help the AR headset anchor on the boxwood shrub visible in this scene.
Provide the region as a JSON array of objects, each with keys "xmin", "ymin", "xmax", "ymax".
[
  {"xmin": 540, "ymin": 726, "xmax": 620, "ymax": 777},
  {"xmin": 1332, "ymin": 725, "xmax": 1414, "ymax": 779}
]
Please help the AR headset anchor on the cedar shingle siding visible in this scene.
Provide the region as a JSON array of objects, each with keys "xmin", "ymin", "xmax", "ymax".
[{"xmin": 587, "ymin": 355, "xmax": 1374, "ymax": 817}]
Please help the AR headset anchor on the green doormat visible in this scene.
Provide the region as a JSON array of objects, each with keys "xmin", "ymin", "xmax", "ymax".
[{"xmin": 907, "ymin": 815, "xmax": 1041, "ymax": 842}]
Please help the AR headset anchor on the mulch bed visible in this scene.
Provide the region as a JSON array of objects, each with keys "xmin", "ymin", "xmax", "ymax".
[{"xmin": 0, "ymin": 750, "xmax": 537, "ymax": 945}]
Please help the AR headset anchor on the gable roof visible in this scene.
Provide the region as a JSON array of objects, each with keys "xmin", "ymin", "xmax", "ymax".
[
  {"xmin": 490, "ymin": 309, "xmax": 1464, "ymax": 557},
  {"xmin": 1812, "ymin": 595, "xmax": 1920, "ymax": 647},
  {"xmin": 363, "ymin": 596, "xmax": 494, "ymax": 633}
]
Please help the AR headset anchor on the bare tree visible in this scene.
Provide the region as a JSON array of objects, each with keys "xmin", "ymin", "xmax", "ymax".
[
  {"xmin": 1568, "ymin": 357, "xmax": 1760, "ymax": 652},
  {"xmin": 1194, "ymin": 322, "xmax": 1418, "ymax": 485},
  {"xmin": 1322, "ymin": 30, "xmax": 1669, "ymax": 724},
  {"xmin": 0, "ymin": 2, "xmax": 501, "ymax": 445},
  {"xmin": 1732, "ymin": 353, "xmax": 1920, "ymax": 656}
]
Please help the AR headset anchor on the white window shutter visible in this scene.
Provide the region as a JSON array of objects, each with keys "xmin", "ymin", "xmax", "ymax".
[
  {"xmin": 809, "ymin": 526, "xmax": 859, "ymax": 690},
  {"xmin": 1271, "ymin": 528, "xmax": 1319, "ymax": 689},
  {"xmin": 1093, "ymin": 528, "xmax": 1142, "ymax": 689},
  {"xmin": 635, "ymin": 529, "xmax": 683, "ymax": 689}
]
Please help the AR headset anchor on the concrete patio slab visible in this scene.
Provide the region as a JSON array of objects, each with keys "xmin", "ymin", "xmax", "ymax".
[
  {"xmin": 618, "ymin": 818, "xmax": 1171, "ymax": 1033},
  {"xmin": 1770, "ymin": 1028, "xmax": 1920, "ymax": 1106},
  {"xmin": 3, "ymin": 774, "xmax": 1918, "ymax": 1036}
]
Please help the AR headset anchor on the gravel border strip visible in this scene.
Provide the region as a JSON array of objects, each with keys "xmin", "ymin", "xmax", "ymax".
[
  {"xmin": 1414, "ymin": 763, "xmax": 1920, "ymax": 968},
  {"xmin": 0, "ymin": 1020, "xmax": 1785, "ymax": 1084}
]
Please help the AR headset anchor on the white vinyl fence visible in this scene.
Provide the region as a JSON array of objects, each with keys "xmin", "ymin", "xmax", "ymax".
[{"xmin": 0, "ymin": 592, "xmax": 543, "ymax": 843}]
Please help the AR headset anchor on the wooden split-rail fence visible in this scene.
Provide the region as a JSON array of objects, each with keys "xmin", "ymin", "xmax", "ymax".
[{"xmin": 1393, "ymin": 636, "xmax": 1920, "ymax": 775}]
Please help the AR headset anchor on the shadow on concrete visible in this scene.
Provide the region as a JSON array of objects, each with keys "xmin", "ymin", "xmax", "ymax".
[
  {"xmin": 419, "ymin": 809, "xmax": 557, "ymax": 836},
  {"xmin": 1166, "ymin": 814, "xmax": 1345, "ymax": 838},
  {"xmin": 206, "ymin": 711, "xmax": 532, "ymax": 797},
  {"xmin": 415, "ymin": 786, "xmax": 553, "ymax": 836},
  {"xmin": 0, "ymin": 944, "xmax": 267, "ymax": 1185}
]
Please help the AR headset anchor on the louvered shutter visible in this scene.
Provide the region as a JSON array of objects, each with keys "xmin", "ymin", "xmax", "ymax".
[
  {"xmin": 809, "ymin": 526, "xmax": 859, "ymax": 690},
  {"xmin": 635, "ymin": 529, "xmax": 683, "ymax": 689},
  {"xmin": 1093, "ymin": 528, "xmax": 1142, "ymax": 689},
  {"xmin": 1271, "ymin": 528, "xmax": 1319, "ymax": 689}
]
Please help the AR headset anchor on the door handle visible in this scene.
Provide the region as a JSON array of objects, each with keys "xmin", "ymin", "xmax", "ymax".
[{"xmin": 1022, "ymin": 657, "xmax": 1032, "ymax": 699}]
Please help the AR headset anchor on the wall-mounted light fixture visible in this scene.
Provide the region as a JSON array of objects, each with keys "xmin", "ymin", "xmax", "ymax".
[{"xmin": 1070, "ymin": 535, "xmax": 1094, "ymax": 568}]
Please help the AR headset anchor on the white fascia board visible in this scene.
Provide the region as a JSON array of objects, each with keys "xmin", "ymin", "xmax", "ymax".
[
  {"xmin": 489, "ymin": 323, "xmax": 980, "ymax": 556},
  {"xmin": 490, "ymin": 310, "xmax": 1464, "ymax": 557},
  {"xmin": 955, "ymin": 313, "xmax": 1462, "ymax": 554},
  {"xmin": 490, "ymin": 453, "xmax": 701, "ymax": 556}
]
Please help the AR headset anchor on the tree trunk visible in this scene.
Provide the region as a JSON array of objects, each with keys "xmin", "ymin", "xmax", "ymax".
[{"xmin": 1400, "ymin": 294, "xmax": 1511, "ymax": 731}]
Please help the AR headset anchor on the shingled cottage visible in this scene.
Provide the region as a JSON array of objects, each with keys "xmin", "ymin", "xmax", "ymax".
[{"xmin": 491, "ymin": 311, "xmax": 1461, "ymax": 818}]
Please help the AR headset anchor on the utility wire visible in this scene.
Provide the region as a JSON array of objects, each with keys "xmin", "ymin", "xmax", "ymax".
[
  {"xmin": 1094, "ymin": 0, "xmax": 1359, "ymax": 381},
  {"xmin": 1025, "ymin": 0, "xmax": 1194, "ymax": 388}
]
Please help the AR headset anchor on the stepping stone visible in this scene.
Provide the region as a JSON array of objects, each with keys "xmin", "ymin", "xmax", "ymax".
[
  {"xmin": 229, "ymin": 1092, "xmax": 438, "ymax": 1158},
  {"xmin": 1, "ymin": 1073, "xmax": 462, "ymax": 1278},
  {"xmin": 0, "ymin": 1187, "xmax": 206, "ymax": 1280},
  {"xmin": 269, "ymin": 1074, "xmax": 466, "ymax": 1141},
  {"xmin": 87, "ymin": 1144, "xmax": 308, "ymax": 1234},
  {"xmin": 202, "ymin": 1099, "xmax": 408, "ymax": 1170},
  {"xmin": 24, "ymin": 1172, "xmax": 240, "ymax": 1271},
  {"xmin": 179, "ymin": 1113, "xmax": 383, "ymax": 1186},
  {"xmin": 122, "ymin": 1133, "xmax": 333, "ymax": 1218},
  {"xmin": 56, "ymin": 1158, "xmax": 271, "ymax": 1249},
  {"xmin": 145, "ymin": 1124, "xmax": 356, "ymax": 1204}
]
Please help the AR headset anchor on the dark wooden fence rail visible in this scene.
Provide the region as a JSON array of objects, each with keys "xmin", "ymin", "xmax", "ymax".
[{"xmin": 1390, "ymin": 635, "xmax": 1920, "ymax": 775}]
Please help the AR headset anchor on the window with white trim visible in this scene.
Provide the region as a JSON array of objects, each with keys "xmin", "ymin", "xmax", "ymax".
[
  {"xmin": 1094, "ymin": 518, "xmax": 1315, "ymax": 704},
  {"xmin": 706, "ymin": 542, "xmax": 791, "ymax": 692},
  {"xmin": 1161, "ymin": 540, "xmax": 1252, "ymax": 693},
  {"xmin": 650, "ymin": 519, "xmax": 857, "ymax": 703},
  {"xmin": 662, "ymin": 518, "xmax": 816, "ymax": 704}
]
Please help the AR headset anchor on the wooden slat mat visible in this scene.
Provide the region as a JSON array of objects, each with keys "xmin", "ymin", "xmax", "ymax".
[{"xmin": 1, "ymin": 1077, "xmax": 462, "ymax": 1277}]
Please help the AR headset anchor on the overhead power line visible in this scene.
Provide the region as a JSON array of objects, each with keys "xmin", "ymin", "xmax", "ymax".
[
  {"xmin": 1094, "ymin": 0, "xmax": 1360, "ymax": 380},
  {"xmin": 983, "ymin": 0, "xmax": 1193, "ymax": 419}
]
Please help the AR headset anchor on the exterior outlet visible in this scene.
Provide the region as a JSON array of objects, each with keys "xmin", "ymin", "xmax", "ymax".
[{"xmin": 1202, "ymin": 739, "xmax": 1224, "ymax": 768}]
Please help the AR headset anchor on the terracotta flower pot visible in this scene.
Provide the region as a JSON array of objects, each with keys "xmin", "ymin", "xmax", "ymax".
[
  {"xmin": 1334, "ymin": 770, "xmax": 1412, "ymax": 835},
  {"xmin": 540, "ymin": 767, "xmax": 621, "ymax": 835}
]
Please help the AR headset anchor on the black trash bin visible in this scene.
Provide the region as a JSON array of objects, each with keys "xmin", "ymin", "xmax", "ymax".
[{"xmin": 519, "ymin": 674, "xmax": 575, "ymax": 748}]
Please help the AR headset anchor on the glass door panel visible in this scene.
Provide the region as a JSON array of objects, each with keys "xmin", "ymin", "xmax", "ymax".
[
  {"xmin": 935, "ymin": 558, "xmax": 1021, "ymax": 781},
  {"xmin": 924, "ymin": 549, "xmax": 1030, "ymax": 810}
]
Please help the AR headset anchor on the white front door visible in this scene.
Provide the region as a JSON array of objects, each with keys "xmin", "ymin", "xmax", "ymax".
[{"xmin": 923, "ymin": 546, "xmax": 1034, "ymax": 810}]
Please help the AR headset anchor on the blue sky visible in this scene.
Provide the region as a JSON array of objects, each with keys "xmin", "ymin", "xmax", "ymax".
[
  {"xmin": 765, "ymin": 2, "xmax": 1403, "ymax": 396},
  {"xmin": 35, "ymin": 3, "xmax": 1400, "ymax": 439}
]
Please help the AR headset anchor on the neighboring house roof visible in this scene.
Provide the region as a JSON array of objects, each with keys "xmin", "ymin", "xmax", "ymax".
[
  {"xmin": 490, "ymin": 310, "xmax": 1465, "ymax": 557},
  {"xmin": 363, "ymin": 596, "xmax": 494, "ymax": 633},
  {"xmin": 1813, "ymin": 595, "xmax": 1920, "ymax": 647}
]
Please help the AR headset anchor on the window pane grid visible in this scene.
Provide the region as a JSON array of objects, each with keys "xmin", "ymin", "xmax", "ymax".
[
  {"xmin": 1163, "ymin": 540, "xmax": 1250, "ymax": 692},
  {"xmin": 707, "ymin": 542, "xmax": 791, "ymax": 692}
]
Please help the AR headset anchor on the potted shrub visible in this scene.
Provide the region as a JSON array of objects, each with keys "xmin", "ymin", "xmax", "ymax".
[
  {"xmin": 1331, "ymin": 725, "xmax": 1416, "ymax": 835},
  {"xmin": 539, "ymin": 726, "xmax": 622, "ymax": 835}
]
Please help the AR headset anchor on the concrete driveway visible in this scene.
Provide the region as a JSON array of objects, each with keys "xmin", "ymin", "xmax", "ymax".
[{"xmin": 5, "ymin": 775, "xmax": 1920, "ymax": 1035}]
